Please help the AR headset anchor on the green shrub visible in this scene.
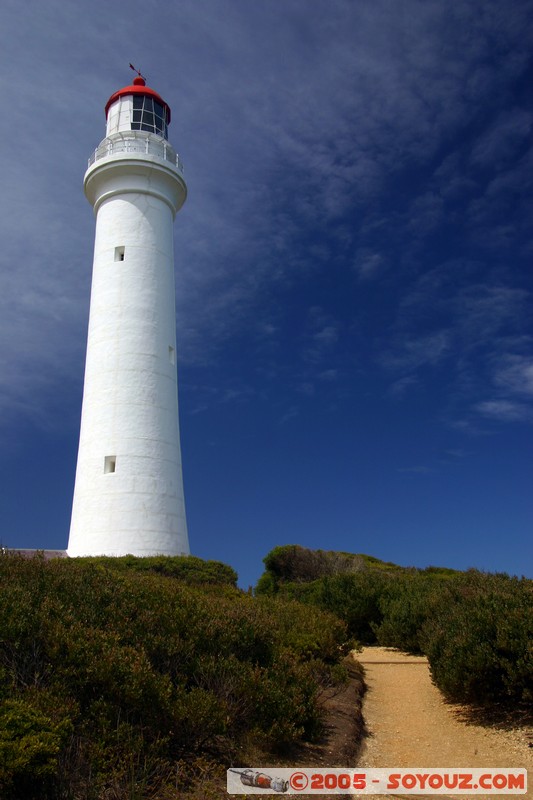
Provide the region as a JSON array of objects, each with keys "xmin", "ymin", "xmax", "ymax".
[
  {"xmin": 0, "ymin": 696, "xmax": 73, "ymax": 799},
  {"xmin": 373, "ymin": 574, "xmax": 441, "ymax": 654},
  {"xmin": 254, "ymin": 651, "xmax": 323, "ymax": 747},
  {"xmin": 421, "ymin": 572, "xmax": 532, "ymax": 705},
  {"xmin": 0, "ymin": 552, "xmax": 349, "ymax": 798},
  {"xmin": 259, "ymin": 544, "xmax": 366, "ymax": 589},
  {"xmin": 257, "ymin": 547, "xmax": 532, "ymax": 707},
  {"xmin": 272, "ymin": 571, "xmax": 389, "ymax": 644},
  {"xmin": 71, "ymin": 554, "xmax": 237, "ymax": 586}
]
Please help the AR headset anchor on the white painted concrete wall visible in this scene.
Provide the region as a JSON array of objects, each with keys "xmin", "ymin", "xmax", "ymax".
[{"xmin": 68, "ymin": 135, "xmax": 189, "ymax": 557}]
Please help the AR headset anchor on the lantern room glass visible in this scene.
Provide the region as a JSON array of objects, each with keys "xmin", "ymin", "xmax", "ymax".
[{"xmin": 131, "ymin": 96, "xmax": 169, "ymax": 139}]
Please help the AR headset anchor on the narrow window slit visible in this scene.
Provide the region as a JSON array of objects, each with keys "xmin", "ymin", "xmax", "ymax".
[
  {"xmin": 169, "ymin": 346, "xmax": 176, "ymax": 365},
  {"xmin": 114, "ymin": 246, "xmax": 125, "ymax": 262},
  {"xmin": 104, "ymin": 456, "xmax": 116, "ymax": 474}
]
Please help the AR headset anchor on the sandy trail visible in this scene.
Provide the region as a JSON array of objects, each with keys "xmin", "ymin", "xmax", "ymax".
[{"xmin": 356, "ymin": 647, "xmax": 531, "ymax": 799}]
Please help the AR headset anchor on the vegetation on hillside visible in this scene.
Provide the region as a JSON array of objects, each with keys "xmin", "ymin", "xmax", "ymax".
[
  {"xmin": 256, "ymin": 545, "xmax": 532, "ymax": 708},
  {"xmin": 68, "ymin": 553, "xmax": 239, "ymax": 587},
  {"xmin": 0, "ymin": 552, "xmax": 350, "ymax": 800},
  {"xmin": 2, "ymin": 544, "xmax": 529, "ymax": 797}
]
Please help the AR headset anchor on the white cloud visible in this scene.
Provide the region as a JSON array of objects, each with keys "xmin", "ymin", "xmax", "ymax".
[
  {"xmin": 468, "ymin": 353, "xmax": 533, "ymax": 425},
  {"xmin": 383, "ymin": 331, "xmax": 450, "ymax": 371},
  {"xmin": 1, "ymin": 0, "xmax": 533, "ymax": 430},
  {"xmin": 389, "ymin": 375, "xmax": 420, "ymax": 399},
  {"xmin": 353, "ymin": 249, "xmax": 386, "ymax": 280},
  {"xmin": 381, "ymin": 255, "xmax": 532, "ymax": 428},
  {"xmin": 475, "ymin": 400, "xmax": 533, "ymax": 423},
  {"xmin": 318, "ymin": 369, "xmax": 338, "ymax": 382},
  {"xmin": 443, "ymin": 449, "xmax": 470, "ymax": 459},
  {"xmin": 470, "ymin": 109, "xmax": 533, "ymax": 168},
  {"xmin": 494, "ymin": 355, "xmax": 533, "ymax": 397},
  {"xmin": 279, "ymin": 406, "xmax": 299, "ymax": 426},
  {"xmin": 314, "ymin": 326, "xmax": 339, "ymax": 347}
]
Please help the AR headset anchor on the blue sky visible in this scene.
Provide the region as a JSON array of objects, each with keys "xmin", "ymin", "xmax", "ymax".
[{"xmin": 1, "ymin": 0, "xmax": 532, "ymax": 588}]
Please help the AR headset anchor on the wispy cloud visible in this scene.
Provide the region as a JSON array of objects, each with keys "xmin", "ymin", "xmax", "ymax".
[
  {"xmin": 388, "ymin": 376, "xmax": 420, "ymax": 399},
  {"xmin": 279, "ymin": 406, "xmax": 299, "ymax": 426},
  {"xmin": 452, "ymin": 285, "xmax": 528, "ymax": 343},
  {"xmin": 381, "ymin": 249, "xmax": 532, "ymax": 428},
  {"xmin": 475, "ymin": 400, "xmax": 533, "ymax": 423},
  {"xmin": 353, "ymin": 249, "xmax": 386, "ymax": 280},
  {"xmin": 318, "ymin": 369, "xmax": 338, "ymax": 382},
  {"xmin": 1, "ymin": 0, "xmax": 532, "ymax": 432},
  {"xmin": 469, "ymin": 108, "xmax": 533, "ymax": 168},
  {"xmin": 472, "ymin": 353, "xmax": 533, "ymax": 425},
  {"xmin": 493, "ymin": 355, "xmax": 533, "ymax": 397},
  {"xmin": 313, "ymin": 326, "xmax": 339, "ymax": 347},
  {"xmin": 302, "ymin": 308, "xmax": 341, "ymax": 366},
  {"xmin": 443, "ymin": 448, "xmax": 470, "ymax": 459},
  {"xmin": 383, "ymin": 331, "xmax": 450, "ymax": 372}
]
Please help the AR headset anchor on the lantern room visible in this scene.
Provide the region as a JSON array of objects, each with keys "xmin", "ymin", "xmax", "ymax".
[{"xmin": 104, "ymin": 76, "xmax": 171, "ymax": 139}]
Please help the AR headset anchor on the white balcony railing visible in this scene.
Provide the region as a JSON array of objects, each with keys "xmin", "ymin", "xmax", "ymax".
[{"xmin": 88, "ymin": 133, "xmax": 184, "ymax": 174}]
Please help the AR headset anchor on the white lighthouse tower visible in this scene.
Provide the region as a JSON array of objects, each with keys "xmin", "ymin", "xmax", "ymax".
[{"xmin": 68, "ymin": 72, "xmax": 190, "ymax": 557}]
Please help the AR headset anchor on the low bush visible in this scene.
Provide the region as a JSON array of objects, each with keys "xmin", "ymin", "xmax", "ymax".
[
  {"xmin": 373, "ymin": 573, "xmax": 443, "ymax": 654},
  {"xmin": 261, "ymin": 570, "xmax": 390, "ymax": 644},
  {"xmin": 257, "ymin": 545, "xmax": 375, "ymax": 593},
  {"xmin": 421, "ymin": 571, "xmax": 532, "ymax": 706},
  {"xmin": 257, "ymin": 547, "xmax": 532, "ymax": 707},
  {"xmin": 0, "ymin": 552, "xmax": 349, "ymax": 799},
  {"xmin": 0, "ymin": 695, "xmax": 73, "ymax": 799},
  {"xmin": 71, "ymin": 554, "xmax": 238, "ymax": 586}
]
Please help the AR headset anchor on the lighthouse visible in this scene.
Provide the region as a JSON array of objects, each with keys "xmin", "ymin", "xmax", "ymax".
[{"xmin": 68, "ymin": 72, "xmax": 190, "ymax": 558}]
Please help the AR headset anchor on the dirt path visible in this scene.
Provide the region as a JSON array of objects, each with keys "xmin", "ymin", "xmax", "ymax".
[{"xmin": 356, "ymin": 647, "xmax": 531, "ymax": 798}]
